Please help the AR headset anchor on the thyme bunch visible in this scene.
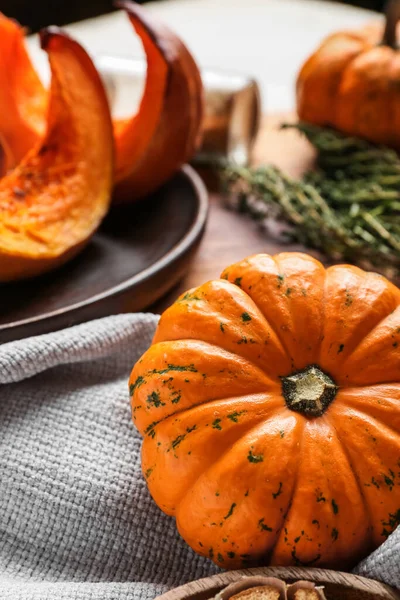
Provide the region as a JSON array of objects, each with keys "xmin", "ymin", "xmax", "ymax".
[{"xmin": 218, "ymin": 122, "xmax": 400, "ymax": 279}]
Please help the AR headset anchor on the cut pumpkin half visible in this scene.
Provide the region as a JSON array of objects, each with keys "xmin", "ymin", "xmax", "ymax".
[
  {"xmin": 0, "ymin": 28, "xmax": 114, "ymax": 282},
  {"xmin": 112, "ymin": 1, "xmax": 204, "ymax": 202}
]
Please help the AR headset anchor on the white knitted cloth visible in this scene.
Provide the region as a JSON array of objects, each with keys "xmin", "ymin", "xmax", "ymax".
[{"xmin": 0, "ymin": 314, "xmax": 398, "ymax": 599}]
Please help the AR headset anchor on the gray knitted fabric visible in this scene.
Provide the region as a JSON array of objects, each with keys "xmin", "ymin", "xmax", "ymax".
[{"xmin": 0, "ymin": 314, "xmax": 398, "ymax": 600}]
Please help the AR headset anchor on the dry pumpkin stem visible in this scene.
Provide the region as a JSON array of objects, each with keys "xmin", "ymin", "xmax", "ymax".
[{"xmin": 206, "ymin": 122, "xmax": 400, "ymax": 280}]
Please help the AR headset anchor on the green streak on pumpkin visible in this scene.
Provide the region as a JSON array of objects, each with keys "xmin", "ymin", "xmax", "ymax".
[
  {"xmin": 338, "ymin": 344, "xmax": 344, "ymax": 354},
  {"xmin": 146, "ymin": 391, "xmax": 165, "ymax": 408},
  {"xmin": 223, "ymin": 503, "xmax": 237, "ymax": 520},
  {"xmin": 371, "ymin": 477, "xmax": 380, "ymax": 489},
  {"xmin": 171, "ymin": 434, "xmax": 186, "ymax": 450},
  {"xmin": 227, "ymin": 551, "xmax": 236, "ymax": 559},
  {"xmin": 241, "ymin": 312, "xmax": 252, "ymax": 322},
  {"xmin": 220, "ymin": 322, "xmax": 225, "ymax": 333},
  {"xmin": 383, "ymin": 471, "xmax": 395, "ymax": 490},
  {"xmin": 234, "ymin": 277, "xmax": 242, "ymax": 287},
  {"xmin": 227, "ymin": 411, "xmax": 246, "ymax": 423},
  {"xmin": 331, "ymin": 527, "xmax": 339, "ymax": 541},
  {"xmin": 381, "ymin": 509, "xmax": 400, "ymax": 537},
  {"xmin": 130, "ymin": 376, "xmax": 145, "ymax": 394},
  {"xmin": 217, "ymin": 553, "xmax": 224, "ymax": 563},
  {"xmin": 312, "ymin": 519, "xmax": 320, "ymax": 529},
  {"xmin": 291, "ymin": 548, "xmax": 321, "ymax": 567},
  {"xmin": 180, "ymin": 292, "xmax": 202, "ymax": 301},
  {"xmin": 171, "ymin": 391, "xmax": 181, "ymax": 404},
  {"xmin": 248, "ymin": 449, "xmax": 264, "ymax": 463},
  {"xmin": 148, "ymin": 364, "xmax": 198, "ymax": 375},
  {"xmin": 144, "ymin": 467, "xmax": 153, "ymax": 479},
  {"xmin": 212, "ymin": 418, "xmax": 222, "ymax": 430},
  {"xmin": 258, "ymin": 518, "xmax": 273, "ymax": 532},
  {"xmin": 345, "ymin": 289, "xmax": 353, "ymax": 306},
  {"xmin": 144, "ymin": 420, "xmax": 159, "ymax": 436},
  {"xmin": 331, "ymin": 499, "xmax": 339, "ymax": 514},
  {"xmin": 272, "ymin": 482, "xmax": 283, "ymax": 499}
]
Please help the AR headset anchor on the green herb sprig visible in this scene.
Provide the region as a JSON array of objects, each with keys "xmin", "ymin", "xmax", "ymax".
[{"xmin": 213, "ymin": 122, "xmax": 400, "ymax": 279}]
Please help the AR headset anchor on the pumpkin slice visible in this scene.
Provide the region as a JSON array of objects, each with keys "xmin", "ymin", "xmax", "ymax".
[
  {"xmin": 113, "ymin": 1, "xmax": 203, "ymax": 202},
  {"xmin": 0, "ymin": 13, "xmax": 47, "ymax": 172},
  {"xmin": 0, "ymin": 28, "xmax": 114, "ymax": 282},
  {"xmin": 0, "ymin": 6, "xmax": 203, "ymax": 202}
]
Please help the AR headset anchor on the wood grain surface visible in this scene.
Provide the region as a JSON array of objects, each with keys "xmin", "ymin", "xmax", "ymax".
[
  {"xmin": 152, "ymin": 114, "xmax": 319, "ymax": 313},
  {"xmin": 156, "ymin": 567, "xmax": 399, "ymax": 600},
  {"xmin": 0, "ymin": 166, "xmax": 207, "ymax": 342}
]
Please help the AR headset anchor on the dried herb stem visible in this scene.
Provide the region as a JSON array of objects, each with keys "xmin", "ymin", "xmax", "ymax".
[{"xmin": 210, "ymin": 122, "xmax": 400, "ymax": 279}]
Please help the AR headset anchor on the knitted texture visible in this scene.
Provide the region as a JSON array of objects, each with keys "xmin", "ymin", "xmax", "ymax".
[{"xmin": 0, "ymin": 313, "xmax": 398, "ymax": 599}]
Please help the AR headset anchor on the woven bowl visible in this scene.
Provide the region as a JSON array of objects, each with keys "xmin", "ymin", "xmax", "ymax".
[{"xmin": 156, "ymin": 567, "xmax": 399, "ymax": 600}]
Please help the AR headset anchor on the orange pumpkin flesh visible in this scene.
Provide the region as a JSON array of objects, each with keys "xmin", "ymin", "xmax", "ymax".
[
  {"xmin": 0, "ymin": 13, "xmax": 47, "ymax": 172},
  {"xmin": 296, "ymin": 3, "xmax": 400, "ymax": 147},
  {"xmin": 0, "ymin": 6, "xmax": 203, "ymax": 202},
  {"xmin": 130, "ymin": 252, "xmax": 400, "ymax": 569},
  {"xmin": 113, "ymin": 1, "xmax": 203, "ymax": 202},
  {"xmin": 0, "ymin": 28, "xmax": 114, "ymax": 282}
]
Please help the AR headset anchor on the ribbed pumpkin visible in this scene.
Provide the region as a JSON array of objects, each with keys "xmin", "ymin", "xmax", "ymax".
[
  {"xmin": 130, "ymin": 252, "xmax": 400, "ymax": 569},
  {"xmin": 296, "ymin": 0, "xmax": 400, "ymax": 147}
]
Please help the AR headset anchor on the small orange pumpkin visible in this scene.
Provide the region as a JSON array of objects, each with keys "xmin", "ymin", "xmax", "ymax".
[
  {"xmin": 130, "ymin": 252, "xmax": 400, "ymax": 569},
  {"xmin": 297, "ymin": 0, "xmax": 400, "ymax": 147}
]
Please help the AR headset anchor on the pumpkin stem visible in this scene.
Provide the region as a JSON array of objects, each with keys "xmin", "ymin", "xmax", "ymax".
[
  {"xmin": 281, "ymin": 365, "xmax": 337, "ymax": 417},
  {"xmin": 382, "ymin": 0, "xmax": 400, "ymax": 49}
]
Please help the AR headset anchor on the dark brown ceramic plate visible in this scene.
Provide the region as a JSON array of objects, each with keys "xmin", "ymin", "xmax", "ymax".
[{"xmin": 0, "ymin": 165, "xmax": 208, "ymax": 343}]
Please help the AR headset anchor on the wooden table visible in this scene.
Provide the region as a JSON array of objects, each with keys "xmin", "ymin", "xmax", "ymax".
[{"xmin": 151, "ymin": 114, "xmax": 318, "ymax": 312}]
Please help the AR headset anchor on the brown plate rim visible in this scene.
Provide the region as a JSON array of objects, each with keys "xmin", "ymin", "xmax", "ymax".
[
  {"xmin": 0, "ymin": 164, "xmax": 208, "ymax": 335},
  {"xmin": 156, "ymin": 567, "xmax": 399, "ymax": 600}
]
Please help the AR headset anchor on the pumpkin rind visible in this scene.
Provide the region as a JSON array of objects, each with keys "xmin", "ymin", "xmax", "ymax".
[
  {"xmin": 113, "ymin": 1, "xmax": 203, "ymax": 202},
  {"xmin": 130, "ymin": 252, "xmax": 400, "ymax": 569},
  {"xmin": 0, "ymin": 29, "xmax": 114, "ymax": 281},
  {"xmin": 0, "ymin": 12, "xmax": 47, "ymax": 171}
]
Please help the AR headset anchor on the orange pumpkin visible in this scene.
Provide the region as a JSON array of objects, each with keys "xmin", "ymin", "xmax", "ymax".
[
  {"xmin": 130, "ymin": 252, "xmax": 400, "ymax": 569},
  {"xmin": 0, "ymin": 28, "xmax": 114, "ymax": 281},
  {"xmin": 0, "ymin": 4, "xmax": 203, "ymax": 202},
  {"xmin": 0, "ymin": 13, "xmax": 47, "ymax": 172},
  {"xmin": 296, "ymin": 0, "xmax": 400, "ymax": 147},
  {"xmin": 113, "ymin": 1, "xmax": 203, "ymax": 202}
]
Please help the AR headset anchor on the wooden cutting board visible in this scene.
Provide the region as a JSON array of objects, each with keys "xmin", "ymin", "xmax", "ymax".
[{"xmin": 152, "ymin": 114, "xmax": 318, "ymax": 312}]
